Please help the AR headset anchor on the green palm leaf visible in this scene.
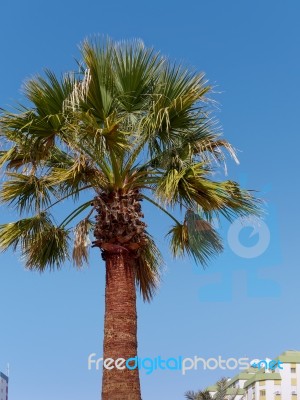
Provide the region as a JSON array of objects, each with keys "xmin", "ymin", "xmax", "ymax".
[
  {"xmin": 0, "ymin": 213, "xmax": 70, "ymax": 270},
  {"xmin": 167, "ymin": 210, "xmax": 223, "ymax": 266},
  {"xmin": 0, "ymin": 172, "xmax": 55, "ymax": 213},
  {"xmin": 135, "ymin": 234, "xmax": 164, "ymax": 302},
  {"xmin": 24, "ymin": 225, "xmax": 70, "ymax": 270}
]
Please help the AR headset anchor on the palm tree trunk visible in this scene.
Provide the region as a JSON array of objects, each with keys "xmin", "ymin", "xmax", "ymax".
[{"xmin": 101, "ymin": 250, "xmax": 141, "ymax": 400}]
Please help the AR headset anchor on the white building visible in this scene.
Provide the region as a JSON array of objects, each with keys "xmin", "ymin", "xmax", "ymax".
[
  {"xmin": 206, "ymin": 350, "xmax": 300, "ymax": 400},
  {"xmin": 0, "ymin": 372, "xmax": 8, "ymax": 400}
]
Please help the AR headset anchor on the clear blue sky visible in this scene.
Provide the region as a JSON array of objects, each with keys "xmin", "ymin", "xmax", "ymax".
[{"xmin": 0, "ymin": 1, "xmax": 299, "ymax": 399}]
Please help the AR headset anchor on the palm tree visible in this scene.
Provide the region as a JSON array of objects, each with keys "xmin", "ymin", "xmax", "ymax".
[
  {"xmin": 0, "ymin": 38, "xmax": 260, "ymax": 400},
  {"xmin": 185, "ymin": 389, "xmax": 213, "ymax": 400},
  {"xmin": 185, "ymin": 378, "xmax": 239, "ymax": 400}
]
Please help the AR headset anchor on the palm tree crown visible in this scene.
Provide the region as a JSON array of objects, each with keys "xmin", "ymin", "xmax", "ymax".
[
  {"xmin": 185, "ymin": 378, "xmax": 239, "ymax": 400},
  {"xmin": 0, "ymin": 39, "xmax": 259, "ymax": 297}
]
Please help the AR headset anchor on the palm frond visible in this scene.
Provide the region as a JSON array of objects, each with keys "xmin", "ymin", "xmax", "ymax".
[
  {"xmin": 0, "ymin": 172, "xmax": 55, "ymax": 213},
  {"xmin": 112, "ymin": 39, "xmax": 162, "ymax": 113},
  {"xmin": 0, "ymin": 116, "xmax": 55, "ymax": 166},
  {"xmin": 185, "ymin": 391, "xmax": 198, "ymax": 400},
  {"xmin": 24, "ymin": 69, "xmax": 75, "ymax": 117},
  {"xmin": 45, "ymin": 146, "xmax": 75, "ymax": 168},
  {"xmin": 185, "ymin": 390, "xmax": 212, "ymax": 400},
  {"xmin": 213, "ymin": 381, "xmax": 227, "ymax": 400},
  {"xmin": 0, "ymin": 147, "xmax": 20, "ymax": 169},
  {"xmin": 155, "ymin": 166, "xmax": 187, "ymax": 204},
  {"xmin": 141, "ymin": 63, "xmax": 210, "ymax": 155},
  {"xmin": 167, "ymin": 210, "xmax": 223, "ymax": 266},
  {"xmin": 155, "ymin": 160, "xmax": 261, "ymax": 220},
  {"xmin": 0, "ymin": 213, "xmax": 70, "ymax": 270},
  {"xmin": 72, "ymin": 218, "xmax": 93, "ymax": 267},
  {"xmin": 185, "ymin": 378, "xmax": 238, "ymax": 400},
  {"xmin": 47, "ymin": 158, "xmax": 107, "ymax": 196},
  {"xmin": 135, "ymin": 235, "xmax": 164, "ymax": 302},
  {"xmin": 0, "ymin": 71, "xmax": 77, "ymax": 173},
  {"xmin": 78, "ymin": 38, "xmax": 115, "ymax": 120},
  {"xmin": 197, "ymin": 179, "xmax": 261, "ymax": 221},
  {"xmin": 24, "ymin": 225, "xmax": 70, "ymax": 270},
  {"xmin": 0, "ymin": 213, "xmax": 52, "ymax": 251}
]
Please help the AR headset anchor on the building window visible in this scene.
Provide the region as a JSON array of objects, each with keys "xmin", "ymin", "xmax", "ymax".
[
  {"xmin": 260, "ymin": 389, "xmax": 266, "ymax": 398},
  {"xmin": 274, "ymin": 395, "xmax": 281, "ymax": 400},
  {"xmin": 259, "ymin": 381, "xmax": 265, "ymax": 386},
  {"xmin": 292, "ymin": 395, "xmax": 297, "ymax": 399},
  {"xmin": 274, "ymin": 380, "xmax": 281, "ymax": 386},
  {"xmin": 291, "ymin": 367, "xmax": 297, "ymax": 373},
  {"xmin": 292, "ymin": 378, "xmax": 297, "ymax": 386}
]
